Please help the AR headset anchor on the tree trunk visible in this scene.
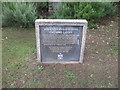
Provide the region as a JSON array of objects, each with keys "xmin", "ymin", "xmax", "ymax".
[{"xmin": 48, "ymin": 1, "xmax": 53, "ymax": 15}]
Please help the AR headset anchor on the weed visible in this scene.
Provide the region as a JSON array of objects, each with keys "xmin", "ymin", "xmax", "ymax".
[
  {"xmin": 33, "ymin": 78, "xmax": 37, "ymax": 83},
  {"xmin": 64, "ymin": 70, "xmax": 76, "ymax": 79},
  {"xmin": 37, "ymin": 65, "xmax": 44, "ymax": 72}
]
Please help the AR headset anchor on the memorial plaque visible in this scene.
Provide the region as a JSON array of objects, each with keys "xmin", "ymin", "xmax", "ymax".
[{"xmin": 35, "ymin": 19, "xmax": 87, "ymax": 63}]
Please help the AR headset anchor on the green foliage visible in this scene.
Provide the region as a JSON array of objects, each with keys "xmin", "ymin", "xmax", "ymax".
[
  {"xmin": 89, "ymin": 24, "xmax": 97, "ymax": 29},
  {"xmin": 89, "ymin": 74, "xmax": 94, "ymax": 78},
  {"xmin": 2, "ymin": 2, "xmax": 37, "ymax": 28},
  {"xmin": 54, "ymin": 2, "xmax": 116, "ymax": 19},
  {"xmin": 37, "ymin": 65, "xmax": 44, "ymax": 72},
  {"xmin": 2, "ymin": 28, "xmax": 36, "ymax": 70},
  {"xmin": 64, "ymin": 70, "xmax": 76, "ymax": 79},
  {"xmin": 52, "ymin": 2, "xmax": 117, "ymax": 28}
]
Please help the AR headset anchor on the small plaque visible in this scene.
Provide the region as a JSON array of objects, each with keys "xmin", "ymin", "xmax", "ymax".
[{"xmin": 35, "ymin": 19, "xmax": 87, "ymax": 63}]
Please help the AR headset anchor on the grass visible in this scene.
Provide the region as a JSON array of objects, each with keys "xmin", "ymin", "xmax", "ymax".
[
  {"xmin": 2, "ymin": 28, "xmax": 36, "ymax": 66},
  {"xmin": 2, "ymin": 28, "xmax": 36, "ymax": 87},
  {"xmin": 2, "ymin": 17, "xmax": 118, "ymax": 88}
]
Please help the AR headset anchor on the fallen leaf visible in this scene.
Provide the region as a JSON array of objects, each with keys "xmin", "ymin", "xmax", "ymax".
[
  {"xmin": 107, "ymin": 42, "xmax": 109, "ymax": 44},
  {"xmin": 92, "ymin": 41, "xmax": 95, "ymax": 43},
  {"xmin": 89, "ymin": 74, "xmax": 94, "ymax": 78},
  {"xmin": 96, "ymin": 51, "xmax": 99, "ymax": 54}
]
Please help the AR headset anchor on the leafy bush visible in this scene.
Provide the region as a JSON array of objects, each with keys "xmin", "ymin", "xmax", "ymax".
[
  {"xmin": 52, "ymin": 2, "xmax": 117, "ymax": 28},
  {"xmin": 2, "ymin": 2, "xmax": 37, "ymax": 28}
]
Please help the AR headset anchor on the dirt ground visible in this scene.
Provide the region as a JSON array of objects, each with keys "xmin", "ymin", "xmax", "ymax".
[{"xmin": 2, "ymin": 16, "xmax": 118, "ymax": 88}]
